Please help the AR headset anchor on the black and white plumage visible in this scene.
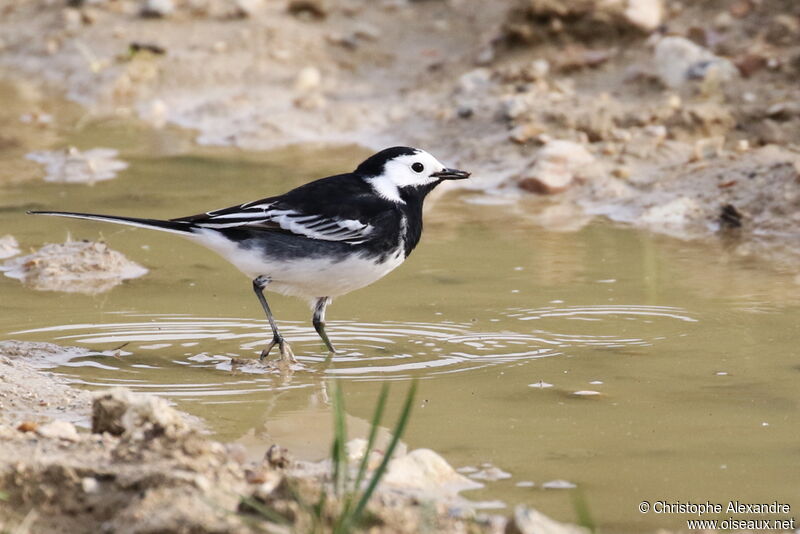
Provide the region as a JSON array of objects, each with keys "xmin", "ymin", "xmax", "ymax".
[{"xmin": 29, "ymin": 146, "xmax": 470, "ymax": 362}]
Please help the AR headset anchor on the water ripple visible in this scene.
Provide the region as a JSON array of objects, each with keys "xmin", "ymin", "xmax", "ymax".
[{"xmin": 11, "ymin": 304, "xmax": 697, "ymax": 392}]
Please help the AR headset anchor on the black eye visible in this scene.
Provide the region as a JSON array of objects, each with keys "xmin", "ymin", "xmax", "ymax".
[{"xmin": 412, "ymin": 162, "xmax": 424, "ymax": 173}]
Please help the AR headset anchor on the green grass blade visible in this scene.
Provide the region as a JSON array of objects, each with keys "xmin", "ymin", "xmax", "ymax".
[
  {"xmin": 330, "ymin": 380, "xmax": 348, "ymax": 498},
  {"xmin": 353, "ymin": 383, "xmax": 390, "ymax": 492},
  {"xmin": 571, "ymin": 488, "xmax": 596, "ymax": 533},
  {"xmin": 238, "ymin": 495, "xmax": 291, "ymax": 526},
  {"xmin": 350, "ymin": 380, "xmax": 418, "ymax": 523}
]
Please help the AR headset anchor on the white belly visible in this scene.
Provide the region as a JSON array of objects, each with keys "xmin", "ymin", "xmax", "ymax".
[{"xmin": 191, "ymin": 229, "xmax": 406, "ymax": 300}]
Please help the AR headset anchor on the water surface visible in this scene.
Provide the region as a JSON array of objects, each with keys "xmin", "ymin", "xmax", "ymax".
[{"xmin": 1, "ymin": 79, "xmax": 799, "ymax": 532}]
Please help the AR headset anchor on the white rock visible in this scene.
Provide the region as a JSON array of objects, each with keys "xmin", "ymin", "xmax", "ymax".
[
  {"xmin": 294, "ymin": 66, "xmax": 322, "ymax": 92},
  {"xmin": 519, "ymin": 140, "xmax": 595, "ymax": 194},
  {"xmin": 235, "ymin": 0, "xmax": 263, "ymax": 16},
  {"xmin": 82, "ymin": 477, "xmax": 100, "ymax": 493},
  {"xmin": 637, "ymin": 197, "xmax": 700, "ymax": 228},
  {"xmin": 0, "ymin": 235, "xmax": 20, "ymax": 260},
  {"xmin": 654, "ymin": 36, "xmax": 739, "ymax": 88},
  {"xmin": 26, "ymin": 147, "xmax": 128, "ymax": 184},
  {"xmin": 383, "ymin": 448, "xmax": 483, "ymax": 497},
  {"xmin": 469, "ymin": 466, "xmax": 512, "ymax": 481},
  {"xmin": 141, "ymin": 0, "xmax": 174, "ymax": 17},
  {"xmin": 501, "ymin": 94, "xmax": 531, "ymax": 120},
  {"xmin": 507, "ymin": 506, "xmax": 589, "ymax": 534},
  {"xmin": 542, "ymin": 479, "xmax": 577, "ymax": 489},
  {"xmin": 457, "ymin": 68, "xmax": 492, "ymax": 94},
  {"xmin": 36, "ymin": 420, "xmax": 80, "ymax": 441},
  {"xmin": 624, "ymin": 0, "xmax": 663, "ymax": 32}
]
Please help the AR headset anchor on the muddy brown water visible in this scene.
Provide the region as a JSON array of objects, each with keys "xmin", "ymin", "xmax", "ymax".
[{"xmin": 1, "ymin": 80, "xmax": 799, "ymax": 532}]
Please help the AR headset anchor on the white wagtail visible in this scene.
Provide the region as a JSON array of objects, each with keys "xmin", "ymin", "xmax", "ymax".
[{"xmin": 29, "ymin": 146, "xmax": 470, "ymax": 362}]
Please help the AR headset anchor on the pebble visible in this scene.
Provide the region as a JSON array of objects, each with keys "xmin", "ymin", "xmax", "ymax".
[
  {"xmin": 518, "ymin": 140, "xmax": 595, "ymax": 195},
  {"xmin": 654, "ymin": 36, "xmax": 739, "ymax": 88},
  {"xmin": 542, "ymin": 479, "xmax": 577, "ymax": 489},
  {"xmin": 140, "ymin": 0, "xmax": 174, "ymax": 18},
  {"xmin": 469, "ymin": 466, "xmax": 512, "ymax": 481},
  {"xmin": 624, "ymin": 0, "xmax": 663, "ymax": 31},
  {"xmin": 294, "ymin": 66, "xmax": 322, "ymax": 92},
  {"xmin": 81, "ymin": 477, "xmax": 100, "ymax": 493},
  {"xmin": 287, "ymin": 0, "xmax": 327, "ymax": 19},
  {"xmin": 36, "ymin": 420, "xmax": 80, "ymax": 441}
]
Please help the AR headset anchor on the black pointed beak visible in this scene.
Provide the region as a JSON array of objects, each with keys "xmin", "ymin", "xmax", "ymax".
[{"xmin": 431, "ymin": 168, "xmax": 471, "ymax": 180}]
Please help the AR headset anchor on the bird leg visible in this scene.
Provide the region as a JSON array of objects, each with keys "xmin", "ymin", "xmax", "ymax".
[
  {"xmin": 313, "ymin": 296, "xmax": 337, "ymax": 354},
  {"xmin": 252, "ymin": 276, "xmax": 296, "ymax": 363}
]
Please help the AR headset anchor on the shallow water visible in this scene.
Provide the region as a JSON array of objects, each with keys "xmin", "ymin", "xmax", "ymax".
[{"xmin": 2, "ymin": 80, "xmax": 800, "ymax": 532}]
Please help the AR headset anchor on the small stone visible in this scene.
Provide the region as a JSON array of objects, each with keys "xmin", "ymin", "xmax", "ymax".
[
  {"xmin": 234, "ymin": 0, "xmax": 262, "ymax": 17},
  {"xmin": 518, "ymin": 140, "xmax": 595, "ymax": 195},
  {"xmin": 542, "ymin": 479, "xmax": 577, "ymax": 489},
  {"xmin": 729, "ymin": 0, "xmax": 752, "ymax": 18},
  {"xmin": 654, "ymin": 36, "xmax": 738, "ymax": 88},
  {"xmin": 469, "ymin": 466, "xmax": 512, "ymax": 481},
  {"xmin": 36, "ymin": 420, "xmax": 80, "ymax": 441},
  {"xmin": 294, "ymin": 66, "xmax": 321, "ymax": 92},
  {"xmin": 265, "ymin": 444, "xmax": 293, "ymax": 468},
  {"xmin": 62, "ymin": 8, "xmax": 82, "ymax": 28},
  {"xmin": 457, "ymin": 68, "xmax": 491, "ymax": 94},
  {"xmin": 287, "ymin": 0, "xmax": 326, "ymax": 19},
  {"xmin": 500, "ymin": 95, "xmax": 530, "ymax": 120},
  {"xmin": 735, "ymin": 54, "xmax": 767, "ymax": 78},
  {"xmin": 17, "ymin": 421, "xmax": 38, "ymax": 432},
  {"xmin": 612, "ymin": 167, "xmax": 631, "ymax": 179},
  {"xmin": 719, "ymin": 204, "xmax": 743, "ymax": 230},
  {"xmin": 624, "ymin": 0, "xmax": 663, "ymax": 32},
  {"xmin": 82, "ymin": 477, "xmax": 100, "ymax": 493},
  {"xmin": 140, "ymin": 0, "xmax": 174, "ymax": 18},
  {"xmin": 509, "ymin": 123, "xmax": 544, "ymax": 144}
]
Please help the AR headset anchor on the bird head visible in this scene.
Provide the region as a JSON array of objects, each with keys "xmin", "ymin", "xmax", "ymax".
[{"xmin": 356, "ymin": 147, "xmax": 470, "ymax": 203}]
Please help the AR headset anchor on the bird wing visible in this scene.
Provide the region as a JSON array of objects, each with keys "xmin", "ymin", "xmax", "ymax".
[{"xmin": 173, "ymin": 198, "xmax": 375, "ymax": 244}]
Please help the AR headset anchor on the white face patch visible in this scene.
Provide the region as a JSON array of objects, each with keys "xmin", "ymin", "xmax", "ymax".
[{"xmin": 366, "ymin": 150, "xmax": 447, "ymax": 203}]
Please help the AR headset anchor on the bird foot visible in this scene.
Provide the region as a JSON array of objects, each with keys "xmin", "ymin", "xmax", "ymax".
[{"xmin": 260, "ymin": 336, "xmax": 297, "ymax": 363}]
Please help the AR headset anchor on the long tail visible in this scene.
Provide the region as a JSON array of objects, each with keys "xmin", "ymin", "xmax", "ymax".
[{"xmin": 27, "ymin": 211, "xmax": 196, "ymax": 235}]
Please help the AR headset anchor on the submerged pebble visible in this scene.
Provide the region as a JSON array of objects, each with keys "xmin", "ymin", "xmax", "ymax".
[
  {"xmin": 1, "ymin": 240, "xmax": 148, "ymax": 294},
  {"xmin": 469, "ymin": 465, "xmax": 512, "ymax": 481},
  {"xmin": 572, "ymin": 390, "xmax": 602, "ymax": 397},
  {"xmin": 26, "ymin": 147, "xmax": 128, "ymax": 184},
  {"xmin": 542, "ymin": 479, "xmax": 577, "ymax": 489}
]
